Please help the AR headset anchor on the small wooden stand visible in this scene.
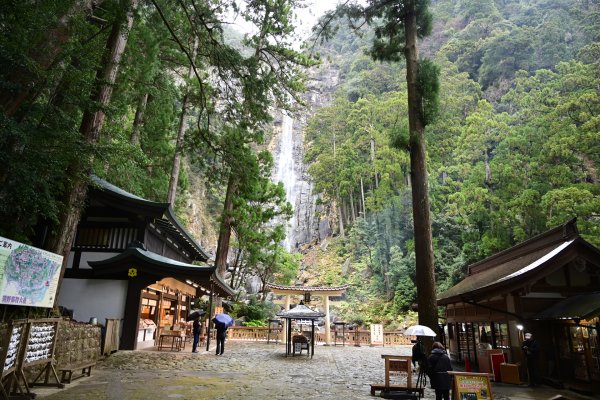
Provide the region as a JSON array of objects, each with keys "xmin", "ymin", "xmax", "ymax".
[{"xmin": 370, "ymin": 355, "xmax": 424, "ymax": 398}]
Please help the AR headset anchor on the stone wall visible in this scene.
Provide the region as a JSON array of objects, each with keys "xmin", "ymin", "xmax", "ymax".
[{"xmin": 54, "ymin": 320, "xmax": 101, "ymax": 368}]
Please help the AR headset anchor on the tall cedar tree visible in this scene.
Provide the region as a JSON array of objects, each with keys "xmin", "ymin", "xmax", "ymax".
[
  {"xmin": 48, "ymin": 0, "xmax": 138, "ymax": 278},
  {"xmin": 317, "ymin": 0, "xmax": 440, "ymax": 334}
]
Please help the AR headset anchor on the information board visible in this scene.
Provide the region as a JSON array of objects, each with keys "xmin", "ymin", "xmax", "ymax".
[
  {"xmin": 0, "ymin": 236, "xmax": 62, "ymax": 308},
  {"xmin": 370, "ymin": 324, "xmax": 384, "ymax": 346},
  {"xmin": 449, "ymin": 372, "xmax": 493, "ymax": 400}
]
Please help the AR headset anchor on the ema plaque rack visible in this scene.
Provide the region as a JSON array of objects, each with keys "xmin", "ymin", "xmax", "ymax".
[
  {"xmin": 0, "ymin": 320, "xmax": 29, "ymax": 399},
  {"xmin": 20, "ymin": 318, "xmax": 64, "ymax": 391},
  {"xmin": 0, "ymin": 318, "xmax": 64, "ymax": 400}
]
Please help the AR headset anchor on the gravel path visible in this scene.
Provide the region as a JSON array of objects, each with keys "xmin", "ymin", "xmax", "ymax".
[{"xmin": 32, "ymin": 341, "xmax": 588, "ymax": 400}]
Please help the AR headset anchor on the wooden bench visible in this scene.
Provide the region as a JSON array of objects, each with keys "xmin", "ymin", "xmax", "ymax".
[
  {"xmin": 59, "ymin": 361, "xmax": 96, "ymax": 384},
  {"xmin": 370, "ymin": 383, "xmax": 425, "ymax": 397}
]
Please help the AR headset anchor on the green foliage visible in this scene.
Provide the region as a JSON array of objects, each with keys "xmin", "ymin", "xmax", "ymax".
[
  {"xmin": 303, "ymin": 0, "xmax": 600, "ymax": 323},
  {"xmin": 417, "ymin": 58, "xmax": 440, "ymax": 125},
  {"xmin": 232, "ymin": 296, "xmax": 279, "ymax": 323},
  {"xmin": 243, "ymin": 320, "xmax": 266, "ymax": 327}
]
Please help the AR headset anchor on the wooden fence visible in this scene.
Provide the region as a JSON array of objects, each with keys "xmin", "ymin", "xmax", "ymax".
[{"xmin": 224, "ymin": 326, "xmax": 414, "ymax": 346}]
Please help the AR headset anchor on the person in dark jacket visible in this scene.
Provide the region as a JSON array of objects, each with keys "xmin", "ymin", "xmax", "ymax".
[
  {"xmin": 213, "ymin": 318, "xmax": 228, "ymax": 355},
  {"xmin": 427, "ymin": 341, "xmax": 453, "ymax": 400},
  {"xmin": 191, "ymin": 316, "xmax": 201, "ymax": 353},
  {"xmin": 521, "ymin": 332, "xmax": 540, "ymax": 386}
]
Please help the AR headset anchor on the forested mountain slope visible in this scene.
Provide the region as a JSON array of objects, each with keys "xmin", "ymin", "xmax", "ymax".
[{"xmin": 301, "ymin": 0, "xmax": 599, "ymax": 326}]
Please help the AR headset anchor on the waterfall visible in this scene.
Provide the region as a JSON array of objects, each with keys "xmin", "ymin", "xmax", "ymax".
[{"xmin": 274, "ymin": 114, "xmax": 299, "ymax": 251}]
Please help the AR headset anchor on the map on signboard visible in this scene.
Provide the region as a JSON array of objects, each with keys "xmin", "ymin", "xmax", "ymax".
[{"xmin": 0, "ymin": 236, "xmax": 63, "ymax": 308}]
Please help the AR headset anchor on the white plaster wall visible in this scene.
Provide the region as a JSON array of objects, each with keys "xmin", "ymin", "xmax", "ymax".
[
  {"xmin": 58, "ymin": 278, "xmax": 127, "ymax": 324},
  {"xmin": 76, "ymin": 252, "xmax": 120, "ymax": 269}
]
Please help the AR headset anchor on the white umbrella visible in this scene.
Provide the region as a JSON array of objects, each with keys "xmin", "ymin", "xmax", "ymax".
[{"xmin": 403, "ymin": 324, "xmax": 437, "ymax": 337}]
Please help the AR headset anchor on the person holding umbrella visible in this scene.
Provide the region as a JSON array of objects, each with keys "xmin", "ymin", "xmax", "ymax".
[
  {"xmin": 213, "ymin": 313, "xmax": 233, "ymax": 355},
  {"xmin": 187, "ymin": 309, "xmax": 205, "ymax": 353},
  {"xmin": 192, "ymin": 315, "xmax": 201, "ymax": 353}
]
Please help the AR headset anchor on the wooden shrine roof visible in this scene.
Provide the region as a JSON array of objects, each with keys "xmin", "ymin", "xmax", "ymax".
[
  {"xmin": 90, "ymin": 176, "xmax": 209, "ymax": 261},
  {"xmin": 277, "ymin": 303, "xmax": 325, "ymax": 319},
  {"xmin": 88, "ymin": 245, "xmax": 234, "ymax": 297},
  {"xmin": 437, "ymin": 219, "xmax": 600, "ymax": 305},
  {"xmin": 267, "ymin": 283, "xmax": 350, "ymax": 296}
]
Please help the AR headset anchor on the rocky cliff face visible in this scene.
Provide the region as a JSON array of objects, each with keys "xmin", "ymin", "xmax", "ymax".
[{"xmin": 270, "ymin": 59, "xmax": 341, "ymax": 251}]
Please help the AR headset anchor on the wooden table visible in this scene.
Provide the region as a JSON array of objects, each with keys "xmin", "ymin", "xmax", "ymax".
[{"xmin": 158, "ymin": 331, "xmax": 185, "ymax": 351}]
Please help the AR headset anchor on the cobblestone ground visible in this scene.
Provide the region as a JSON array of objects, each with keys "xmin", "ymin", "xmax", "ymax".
[{"xmin": 33, "ymin": 342, "xmax": 589, "ymax": 400}]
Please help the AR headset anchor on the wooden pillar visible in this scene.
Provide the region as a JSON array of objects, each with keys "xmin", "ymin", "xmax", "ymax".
[
  {"xmin": 286, "ymin": 318, "xmax": 292, "ymax": 356},
  {"xmin": 280, "ymin": 295, "xmax": 291, "ymax": 342},
  {"xmin": 121, "ymin": 277, "xmax": 152, "ymax": 350},
  {"xmin": 205, "ymin": 285, "xmax": 214, "ymax": 351},
  {"xmin": 324, "ymin": 295, "xmax": 331, "ymax": 345},
  {"xmin": 311, "ymin": 320, "xmax": 315, "ymax": 358}
]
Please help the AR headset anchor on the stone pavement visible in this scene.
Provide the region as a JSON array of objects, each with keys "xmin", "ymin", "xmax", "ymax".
[{"xmin": 31, "ymin": 341, "xmax": 597, "ymax": 400}]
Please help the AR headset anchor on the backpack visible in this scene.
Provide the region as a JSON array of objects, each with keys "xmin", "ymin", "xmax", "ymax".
[{"xmin": 412, "ymin": 341, "xmax": 426, "ymax": 365}]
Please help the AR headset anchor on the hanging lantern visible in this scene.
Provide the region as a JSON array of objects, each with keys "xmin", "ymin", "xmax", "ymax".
[{"xmin": 304, "ymin": 292, "xmax": 311, "ymax": 304}]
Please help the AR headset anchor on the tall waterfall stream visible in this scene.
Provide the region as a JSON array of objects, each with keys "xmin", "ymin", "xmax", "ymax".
[{"xmin": 273, "ymin": 114, "xmax": 299, "ymax": 251}]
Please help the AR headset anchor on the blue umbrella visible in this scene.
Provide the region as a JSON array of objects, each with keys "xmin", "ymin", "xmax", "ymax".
[{"xmin": 213, "ymin": 313, "xmax": 234, "ymax": 327}]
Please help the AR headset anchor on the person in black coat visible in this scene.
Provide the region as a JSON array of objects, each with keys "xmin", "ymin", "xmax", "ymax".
[
  {"xmin": 427, "ymin": 341, "xmax": 453, "ymax": 400},
  {"xmin": 191, "ymin": 316, "xmax": 201, "ymax": 353},
  {"xmin": 213, "ymin": 318, "xmax": 228, "ymax": 355},
  {"xmin": 521, "ymin": 332, "xmax": 540, "ymax": 386}
]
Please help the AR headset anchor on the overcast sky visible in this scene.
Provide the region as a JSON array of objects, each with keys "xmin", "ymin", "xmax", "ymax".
[{"xmin": 228, "ymin": 0, "xmax": 341, "ymax": 41}]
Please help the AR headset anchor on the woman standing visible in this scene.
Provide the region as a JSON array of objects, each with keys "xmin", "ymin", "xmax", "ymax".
[{"xmin": 427, "ymin": 342, "xmax": 453, "ymax": 400}]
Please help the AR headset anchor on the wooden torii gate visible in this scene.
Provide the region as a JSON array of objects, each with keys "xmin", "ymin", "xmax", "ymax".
[{"xmin": 266, "ymin": 283, "xmax": 350, "ymax": 345}]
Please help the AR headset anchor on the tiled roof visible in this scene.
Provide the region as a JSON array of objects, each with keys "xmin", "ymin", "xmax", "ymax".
[
  {"xmin": 91, "ymin": 175, "xmax": 209, "ymax": 261},
  {"xmin": 277, "ymin": 304, "xmax": 325, "ymax": 319},
  {"xmin": 436, "ymin": 219, "xmax": 600, "ymax": 305},
  {"xmin": 89, "ymin": 246, "xmax": 234, "ymax": 297},
  {"xmin": 437, "ymin": 240, "xmax": 574, "ymax": 304},
  {"xmin": 267, "ymin": 283, "xmax": 350, "ymax": 292}
]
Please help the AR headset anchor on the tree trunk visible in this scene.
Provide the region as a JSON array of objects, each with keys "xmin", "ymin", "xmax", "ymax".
[
  {"xmin": 371, "ymin": 136, "xmax": 379, "ymax": 188},
  {"xmin": 130, "ymin": 92, "xmax": 149, "ymax": 145},
  {"xmin": 404, "ymin": 7, "xmax": 438, "ymax": 334},
  {"xmin": 214, "ymin": 174, "xmax": 237, "ymax": 276},
  {"xmin": 349, "ymin": 189, "xmax": 356, "ymax": 222},
  {"xmin": 375, "ymin": 214, "xmax": 390, "ymax": 295},
  {"xmin": 167, "ymin": 36, "xmax": 199, "ymax": 204},
  {"xmin": 47, "ymin": 0, "xmax": 137, "ymax": 293},
  {"xmin": 336, "ymin": 192, "xmax": 345, "ymax": 238},
  {"xmin": 229, "ymin": 246, "xmax": 242, "ymax": 287},
  {"xmin": 360, "ymin": 177, "xmax": 366, "ymax": 217}
]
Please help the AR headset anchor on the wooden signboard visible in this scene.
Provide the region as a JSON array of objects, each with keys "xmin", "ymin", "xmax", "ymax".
[
  {"xmin": 448, "ymin": 372, "xmax": 493, "ymax": 400},
  {"xmin": 370, "ymin": 324, "xmax": 384, "ymax": 346}
]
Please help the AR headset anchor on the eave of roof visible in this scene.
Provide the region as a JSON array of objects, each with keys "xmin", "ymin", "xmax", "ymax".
[
  {"xmin": 267, "ymin": 283, "xmax": 350, "ymax": 296},
  {"xmin": 437, "ymin": 239, "xmax": 576, "ymax": 305},
  {"xmin": 276, "ymin": 304, "xmax": 325, "ymax": 319},
  {"xmin": 88, "ymin": 247, "xmax": 234, "ymax": 297},
  {"xmin": 467, "ymin": 218, "xmax": 578, "ymax": 275},
  {"xmin": 533, "ymin": 291, "xmax": 600, "ymax": 320}
]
